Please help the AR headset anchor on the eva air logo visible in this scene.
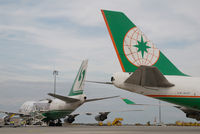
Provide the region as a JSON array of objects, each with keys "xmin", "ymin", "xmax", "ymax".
[
  {"xmin": 78, "ymin": 68, "xmax": 85, "ymax": 88},
  {"xmin": 123, "ymin": 27, "xmax": 160, "ymax": 66}
]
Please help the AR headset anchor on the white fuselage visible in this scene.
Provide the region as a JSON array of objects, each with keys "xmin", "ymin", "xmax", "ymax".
[
  {"xmin": 19, "ymin": 94, "xmax": 86, "ymax": 116},
  {"xmin": 112, "ymin": 72, "xmax": 200, "ymax": 111},
  {"xmin": 112, "ymin": 72, "xmax": 200, "ymax": 97},
  {"xmin": 49, "ymin": 95, "xmax": 86, "ymax": 112}
]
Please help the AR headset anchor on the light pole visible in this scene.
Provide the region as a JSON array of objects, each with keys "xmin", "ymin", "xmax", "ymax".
[
  {"xmin": 159, "ymin": 100, "xmax": 162, "ymax": 125},
  {"xmin": 53, "ymin": 70, "xmax": 58, "ymax": 98}
]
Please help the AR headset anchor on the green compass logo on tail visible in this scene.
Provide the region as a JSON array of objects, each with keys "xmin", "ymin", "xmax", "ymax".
[
  {"xmin": 123, "ymin": 27, "xmax": 160, "ymax": 67},
  {"xmin": 134, "ymin": 36, "xmax": 151, "ymax": 58}
]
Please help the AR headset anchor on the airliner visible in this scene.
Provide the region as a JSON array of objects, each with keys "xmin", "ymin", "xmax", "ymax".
[
  {"xmin": 98, "ymin": 10, "xmax": 200, "ymax": 121},
  {"xmin": 0, "ymin": 60, "xmax": 120, "ymax": 126}
]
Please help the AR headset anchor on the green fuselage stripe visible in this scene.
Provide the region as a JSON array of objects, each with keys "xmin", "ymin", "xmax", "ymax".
[
  {"xmin": 154, "ymin": 97, "xmax": 200, "ymax": 110},
  {"xmin": 42, "ymin": 110, "xmax": 74, "ymax": 121}
]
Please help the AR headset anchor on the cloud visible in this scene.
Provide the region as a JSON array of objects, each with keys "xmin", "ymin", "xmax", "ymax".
[
  {"xmin": 0, "ymin": 0, "xmax": 198, "ymax": 81},
  {"xmin": 0, "ymin": 0, "xmax": 199, "ymax": 81}
]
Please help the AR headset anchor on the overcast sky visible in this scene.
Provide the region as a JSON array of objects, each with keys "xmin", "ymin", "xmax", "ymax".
[{"xmin": 0, "ymin": 0, "xmax": 200, "ymax": 124}]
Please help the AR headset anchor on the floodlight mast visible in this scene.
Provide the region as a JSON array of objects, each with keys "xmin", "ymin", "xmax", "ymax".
[
  {"xmin": 159, "ymin": 101, "xmax": 162, "ymax": 125},
  {"xmin": 53, "ymin": 70, "xmax": 58, "ymax": 99}
]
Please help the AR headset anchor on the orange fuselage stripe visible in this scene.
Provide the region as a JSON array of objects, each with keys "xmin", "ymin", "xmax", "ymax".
[{"xmin": 147, "ymin": 95, "xmax": 200, "ymax": 98}]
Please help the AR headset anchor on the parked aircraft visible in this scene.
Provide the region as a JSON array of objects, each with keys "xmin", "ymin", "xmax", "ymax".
[{"xmin": 0, "ymin": 60, "xmax": 120, "ymax": 126}]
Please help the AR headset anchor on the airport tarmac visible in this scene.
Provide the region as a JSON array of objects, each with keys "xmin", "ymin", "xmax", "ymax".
[{"xmin": 1, "ymin": 125, "xmax": 200, "ymax": 134}]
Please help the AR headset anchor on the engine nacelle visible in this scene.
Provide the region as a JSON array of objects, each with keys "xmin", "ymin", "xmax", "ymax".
[
  {"xmin": 64, "ymin": 117, "xmax": 75, "ymax": 123},
  {"xmin": 95, "ymin": 112, "xmax": 110, "ymax": 121},
  {"xmin": 186, "ymin": 113, "xmax": 200, "ymax": 121},
  {"xmin": 64, "ymin": 114, "xmax": 79, "ymax": 123},
  {"xmin": 175, "ymin": 106, "xmax": 200, "ymax": 121}
]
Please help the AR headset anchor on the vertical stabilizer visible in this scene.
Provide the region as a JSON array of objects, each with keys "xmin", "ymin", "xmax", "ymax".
[
  {"xmin": 101, "ymin": 10, "xmax": 186, "ymax": 76},
  {"xmin": 68, "ymin": 60, "xmax": 88, "ymax": 96}
]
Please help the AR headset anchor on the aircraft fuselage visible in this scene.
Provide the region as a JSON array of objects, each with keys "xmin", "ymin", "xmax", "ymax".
[
  {"xmin": 112, "ymin": 72, "xmax": 200, "ymax": 110},
  {"xmin": 19, "ymin": 94, "xmax": 86, "ymax": 120}
]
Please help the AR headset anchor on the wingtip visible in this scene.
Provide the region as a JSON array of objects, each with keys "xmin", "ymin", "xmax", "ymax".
[{"xmin": 121, "ymin": 98, "xmax": 136, "ymax": 104}]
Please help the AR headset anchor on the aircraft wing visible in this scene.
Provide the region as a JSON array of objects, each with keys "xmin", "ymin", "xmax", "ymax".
[
  {"xmin": 125, "ymin": 66, "xmax": 174, "ymax": 87},
  {"xmin": 121, "ymin": 98, "xmax": 158, "ymax": 105},
  {"xmin": 64, "ymin": 109, "xmax": 143, "ymax": 123},
  {"xmin": 48, "ymin": 93, "xmax": 80, "ymax": 103},
  {"xmin": 85, "ymin": 95, "xmax": 119, "ymax": 102},
  {"xmin": 83, "ymin": 109, "xmax": 144, "ymax": 115},
  {"xmin": 121, "ymin": 98, "xmax": 176, "ymax": 107},
  {"xmin": 71, "ymin": 109, "xmax": 143, "ymax": 117}
]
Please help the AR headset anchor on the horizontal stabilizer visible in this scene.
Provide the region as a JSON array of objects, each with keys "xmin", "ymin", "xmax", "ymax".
[
  {"xmin": 86, "ymin": 80, "xmax": 113, "ymax": 85},
  {"xmin": 48, "ymin": 93, "xmax": 80, "ymax": 103},
  {"xmin": 85, "ymin": 95, "xmax": 119, "ymax": 102},
  {"xmin": 125, "ymin": 66, "xmax": 174, "ymax": 87}
]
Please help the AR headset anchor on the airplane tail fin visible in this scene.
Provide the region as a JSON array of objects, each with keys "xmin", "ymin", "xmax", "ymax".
[
  {"xmin": 101, "ymin": 10, "xmax": 186, "ymax": 76},
  {"xmin": 68, "ymin": 60, "xmax": 88, "ymax": 96}
]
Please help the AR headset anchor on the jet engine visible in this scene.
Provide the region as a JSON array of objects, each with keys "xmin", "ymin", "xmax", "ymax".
[
  {"xmin": 95, "ymin": 112, "xmax": 110, "ymax": 121},
  {"xmin": 64, "ymin": 114, "xmax": 79, "ymax": 123},
  {"xmin": 175, "ymin": 106, "xmax": 200, "ymax": 121},
  {"xmin": 186, "ymin": 112, "xmax": 200, "ymax": 121}
]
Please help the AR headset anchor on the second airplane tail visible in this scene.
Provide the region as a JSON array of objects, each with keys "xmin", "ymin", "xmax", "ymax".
[{"xmin": 68, "ymin": 59, "xmax": 88, "ymax": 96}]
